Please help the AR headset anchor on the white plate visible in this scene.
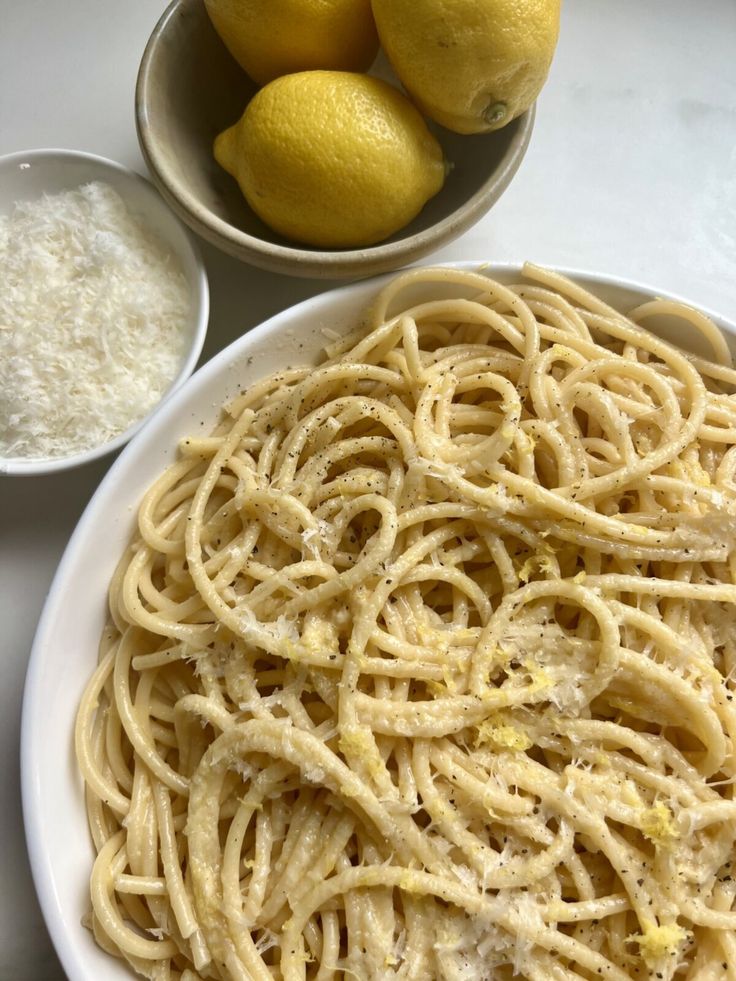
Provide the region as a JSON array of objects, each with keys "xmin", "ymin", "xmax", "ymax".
[{"xmin": 21, "ymin": 262, "xmax": 736, "ymax": 980}]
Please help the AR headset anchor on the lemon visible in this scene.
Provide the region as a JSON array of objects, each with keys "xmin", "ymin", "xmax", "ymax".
[
  {"xmin": 371, "ymin": 0, "xmax": 561, "ymax": 134},
  {"xmin": 214, "ymin": 71, "xmax": 446, "ymax": 249},
  {"xmin": 204, "ymin": 0, "xmax": 380, "ymax": 85}
]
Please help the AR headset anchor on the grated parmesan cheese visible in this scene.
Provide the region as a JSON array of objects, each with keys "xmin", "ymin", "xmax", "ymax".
[{"xmin": 0, "ymin": 181, "xmax": 191, "ymax": 459}]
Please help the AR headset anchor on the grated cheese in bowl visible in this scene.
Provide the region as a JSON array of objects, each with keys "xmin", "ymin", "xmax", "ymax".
[{"xmin": 0, "ymin": 180, "xmax": 193, "ymax": 462}]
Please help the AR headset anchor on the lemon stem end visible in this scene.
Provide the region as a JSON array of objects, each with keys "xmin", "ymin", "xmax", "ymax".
[{"xmin": 483, "ymin": 101, "xmax": 508, "ymax": 126}]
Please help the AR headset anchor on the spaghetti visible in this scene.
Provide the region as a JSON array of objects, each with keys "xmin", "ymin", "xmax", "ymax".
[{"xmin": 76, "ymin": 265, "xmax": 736, "ymax": 979}]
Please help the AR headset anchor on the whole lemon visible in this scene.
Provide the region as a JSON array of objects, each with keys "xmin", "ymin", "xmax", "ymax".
[
  {"xmin": 214, "ymin": 71, "xmax": 446, "ymax": 249},
  {"xmin": 371, "ymin": 0, "xmax": 561, "ymax": 134},
  {"xmin": 204, "ymin": 0, "xmax": 380, "ymax": 85}
]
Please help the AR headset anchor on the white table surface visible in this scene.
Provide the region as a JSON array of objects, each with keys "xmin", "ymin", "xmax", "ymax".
[{"xmin": 1, "ymin": 1, "xmax": 735, "ymax": 978}]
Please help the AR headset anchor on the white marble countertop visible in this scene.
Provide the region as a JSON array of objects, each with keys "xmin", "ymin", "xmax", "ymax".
[{"xmin": 1, "ymin": 1, "xmax": 735, "ymax": 977}]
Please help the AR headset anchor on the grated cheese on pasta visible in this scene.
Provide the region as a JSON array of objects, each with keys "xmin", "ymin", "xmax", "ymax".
[{"xmin": 0, "ymin": 181, "xmax": 191, "ymax": 460}]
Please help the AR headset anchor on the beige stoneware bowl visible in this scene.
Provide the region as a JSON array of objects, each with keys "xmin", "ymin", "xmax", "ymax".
[{"xmin": 135, "ymin": 0, "xmax": 535, "ymax": 280}]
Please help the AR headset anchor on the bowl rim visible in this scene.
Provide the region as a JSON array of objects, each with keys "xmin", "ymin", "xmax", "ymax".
[
  {"xmin": 21, "ymin": 260, "xmax": 736, "ymax": 981},
  {"xmin": 0, "ymin": 146, "xmax": 210, "ymax": 476},
  {"xmin": 135, "ymin": 0, "xmax": 536, "ymax": 278}
]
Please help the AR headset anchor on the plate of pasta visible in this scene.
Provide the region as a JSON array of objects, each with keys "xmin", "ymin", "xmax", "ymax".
[{"xmin": 22, "ymin": 262, "xmax": 736, "ymax": 981}]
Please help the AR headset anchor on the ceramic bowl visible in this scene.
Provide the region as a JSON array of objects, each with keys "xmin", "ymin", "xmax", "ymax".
[
  {"xmin": 0, "ymin": 148, "xmax": 209, "ymax": 476},
  {"xmin": 135, "ymin": 0, "xmax": 535, "ymax": 280}
]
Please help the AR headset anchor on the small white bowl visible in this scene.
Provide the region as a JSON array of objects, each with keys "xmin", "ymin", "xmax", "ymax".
[{"xmin": 0, "ymin": 148, "xmax": 209, "ymax": 476}]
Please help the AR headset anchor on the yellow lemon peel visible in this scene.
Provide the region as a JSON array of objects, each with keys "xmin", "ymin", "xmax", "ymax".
[{"xmin": 215, "ymin": 72, "xmax": 445, "ymax": 248}]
